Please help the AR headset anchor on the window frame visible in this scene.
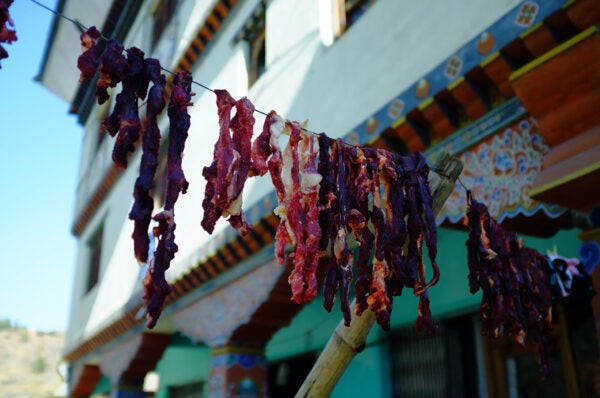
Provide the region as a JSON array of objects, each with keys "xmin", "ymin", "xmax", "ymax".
[{"xmin": 85, "ymin": 225, "xmax": 103, "ymax": 294}]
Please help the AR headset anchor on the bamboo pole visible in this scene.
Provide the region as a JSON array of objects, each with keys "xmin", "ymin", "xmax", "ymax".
[{"xmin": 295, "ymin": 153, "xmax": 463, "ymax": 398}]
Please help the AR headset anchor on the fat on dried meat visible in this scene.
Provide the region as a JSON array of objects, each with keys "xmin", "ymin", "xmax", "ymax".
[
  {"xmin": 77, "ymin": 26, "xmax": 101, "ymax": 82},
  {"xmin": 299, "ymin": 134, "xmax": 322, "ymax": 302},
  {"xmin": 129, "ymin": 59, "xmax": 166, "ymax": 263},
  {"xmin": 250, "ymin": 111, "xmax": 278, "ymax": 177},
  {"xmin": 0, "ymin": 0, "xmax": 16, "ymax": 69},
  {"xmin": 285, "ymin": 123, "xmax": 322, "ymax": 304},
  {"xmin": 225, "ymin": 97, "xmax": 255, "ymax": 233},
  {"xmin": 144, "ymin": 71, "xmax": 194, "ymax": 329},
  {"xmin": 272, "ymin": 122, "xmax": 296, "ymax": 265},
  {"xmin": 201, "ymin": 90, "xmax": 256, "ymax": 234},
  {"xmin": 465, "ymin": 191, "xmax": 554, "ymax": 378}
]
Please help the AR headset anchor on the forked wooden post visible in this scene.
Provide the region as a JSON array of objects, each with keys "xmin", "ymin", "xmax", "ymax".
[{"xmin": 295, "ymin": 153, "xmax": 463, "ymax": 398}]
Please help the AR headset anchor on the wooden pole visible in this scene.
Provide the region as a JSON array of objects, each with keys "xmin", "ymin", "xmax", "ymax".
[{"xmin": 295, "ymin": 153, "xmax": 463, "ymax": 398}]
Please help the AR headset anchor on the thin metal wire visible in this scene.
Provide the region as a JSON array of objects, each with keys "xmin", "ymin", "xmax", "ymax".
[{"xmin": 28, "ymin": 0, "xmax": 465, "ymax": 184}]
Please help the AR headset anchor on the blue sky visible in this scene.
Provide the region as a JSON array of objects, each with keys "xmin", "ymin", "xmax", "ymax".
[{"xmin": 0, "ymin": 0, "xmax": 81, "ymax": 332}]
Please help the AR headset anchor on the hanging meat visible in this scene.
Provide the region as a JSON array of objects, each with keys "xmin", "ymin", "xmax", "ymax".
[
  {"xmin": 0, "ymin": 0, "xmax": 16, "ymax": 69},
  {"xmin": 144, "ymin": 71, "xmax": 194, "ymax": 328},
  {"xmin": 74, "ymin": 28, "xmax": 444, "ymax": 332},
  {"xmin": 465, "ymin": 191, "xmax": 554, "ymax": 378},
  {"xmin": 77, "ymin": 26, "xmax": 101, "ymax": 82},
  {"xmin": 266, "ymin": 126, "xmax": 440, "ymax": 332},
  {"xmin": 129, "ymin": 59, "xmax": 166, "ymax": 263},
  {"xmin": 201, "ymin": 89, "xmax": 257, "ymax": 235},
  {"xmin": 76, "ymin": 32, "xmax": 197, "ymax": 328}
]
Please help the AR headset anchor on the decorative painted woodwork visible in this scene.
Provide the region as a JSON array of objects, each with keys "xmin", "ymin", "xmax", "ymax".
[
  {"xmin": 510, "ymin": 27, "xmax": 600, "ymax": 146},
  {"xmin": 530, "ymin": 126, "xmax": 600, "ymax": 211}
]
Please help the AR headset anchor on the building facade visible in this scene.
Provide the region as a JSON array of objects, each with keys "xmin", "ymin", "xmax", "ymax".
[{"xmin": 37, "ymin": 0, "xmax": 600, "ymax": 396}]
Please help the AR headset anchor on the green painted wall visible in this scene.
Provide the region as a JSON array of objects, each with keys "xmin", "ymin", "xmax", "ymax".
[
  {"xmin": 146, "ymin": 227, "xmax": 582, "ymax": 397},
  {"xmin": 154, "ymin": 342, "xmax": 211, "ymax": 398},
  {"xmin": 265, "ymin": 226, "xmax": 584, "ymax": 396}
]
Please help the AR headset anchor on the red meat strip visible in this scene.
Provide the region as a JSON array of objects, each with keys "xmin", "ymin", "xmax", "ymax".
[
  {"xmin": 109, "ymin": 47, "xmax": 146, "ymax": 168},
  {"xmin": 129, "ymin": 59, "xmax": 166, "ymax": 263},
  {"xmin": 249, "ymin": 111, "xmax": 278, "ymax": 177},
  {"xmin": 465, "ymin": 192, "xmax": 554, "ymax": 378},
  {"xmin": 298, "ymin": 134, "xmax": 321, "ymax": 302},
  {"xmin": 317, "ymin": 134, "xmax": 335, "ymax": 255},
  {"xmin": 224, "ymin": 97, "xmax": 255, "ymax": 233},
  {"xmin": 322, "ymin": 140, "xmax": 340, "ymax": 312},
  {"xmin": 0, "ymin": 0, "xmax": 16, "ymax": 69},
  {"xmin": 365, "ymin": 150, "xmax": 392, "ymax": 330},
  {"xmin": 164, "ymin": 71, "xmax": 193, "ymax": 209},
  {"xmin": 96, "ymin": 39, "xmax": 126, "ymax": 105},
  {"xmin": 332, "ymin": 140, "xmax": 353, "ymax": 325},
  {"xmin": 285, "ymin": 122, "xmax": 305, "ymax": 302},
  {"xmin": 271, "ymin": 122, "xmax": 295, "ymax": 265},
  {"xmin": 287, "ymin": 127, "xmax": 322, "ymax": 303},
  {"xmin": 201, "ymin": 89, "xmax": 236, "ymax": 233},
  {"xmin": 77, "ymin": 26, "xmax": 101, "ymax": 82},
  {"xmin": 345, "ymin": 146, "xmax": 374, "ymax": 317},
  {"xmin": 144, "ymin": 71, "xmax": 193, "ymax": 329},
  {"xmin": 144, "ymin": 210, "xmax": 175, "ymax": 329}
]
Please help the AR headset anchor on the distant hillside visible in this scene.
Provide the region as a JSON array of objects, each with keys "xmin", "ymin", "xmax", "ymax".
[{"xmin": 0, "ymin": 322, "xmax": 66, "ymax": 398}]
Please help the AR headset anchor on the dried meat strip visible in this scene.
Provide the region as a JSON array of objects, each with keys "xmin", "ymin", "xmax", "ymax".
[
  {"xmin": 201, "ymin": 90, "xmax": 235, "ymax": 233},
  {"xmin": 110, "ymin": 47, "xmax": 146, "ymax": 168},
  {"xmin": 164, "ymin": 71, "xmax": 193, "ymax": 209},
  {"xmin": 333, "ymin": 140, "xmax": 353, "ymax": 325},
  {"xmin": 322, "ymin": 140, "xmax": 340, "ymax": 313},
  {"xmin": 225, "ymin": 97, "xmax": 255, "ymax": 233},
  {"xmin": 345, "ymin": 146, "xmax": 374, "ymax": 317},
  {"xmin": 384, "ymin": 156, "xmax": 408, "ymax": 294},
  {"xmin": 465, "ymin": 192, "xmax": 554, "ymax": 378},
  {"xmin": 400, "ymin": 152, "xmax": 438, "ymax": 334},
  {"xmin": 144, "ymin": 71, "xmax": 193, "ymax": 329},
  {"xmin": 144, "ymin": 210, "xmax": 175, "ymax": 329},
  {"xmin": 0, "ymin": 0, "xmax": 16, "ymax": 69},
  {"xmin": 272, "ymin": 122, "xmax": 297, "ymax": 265},
  {"xmin": 250, "ymin": 111, "xmax": 278, "ymax": 177},
  {"xmin": 96, "ymin": 39, "xmax": 126, "ymax": 105},
  {"xmin": 286, "ymin": 128, "xmax": 322, "ymax": 303},
  {"xmin": 129, "ymin": 59, "xmax": 166, "ymax": 263},
  {"xmin": 299, "ymin": 134, "xmax": 321, "ymax": 302},
  {"xmin": 365, "ymin": 150, "xmax": 392, "ymax": 330},
  {"xmin": 77, "ymin": 26, "xmax": 101, "ymax": 82},
  {"xmin": 285, "ymin": 122, "xmax": 305, "ymax": 302},
  {"xmin": 317, "ymin": 134, "xmax": 335, "ymax": 255}
]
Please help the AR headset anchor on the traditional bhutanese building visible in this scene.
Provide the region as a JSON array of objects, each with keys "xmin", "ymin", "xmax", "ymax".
[{"xmin": 37, "ymin": 0, "xmax": 600, "ymax": 396}]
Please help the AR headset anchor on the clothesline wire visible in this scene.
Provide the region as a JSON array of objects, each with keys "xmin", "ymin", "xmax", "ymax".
[{"xmin": 29, "ymin": 0, "xmax": 470, "ymax": 193}]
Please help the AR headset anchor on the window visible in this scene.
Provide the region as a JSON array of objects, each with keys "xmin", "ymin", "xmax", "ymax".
[
  {"xmin": 152, "ymin": 0, "xmax": 178, "ymax": 48},
  {"xmin": 390, "ymin": 316, "xmax": 479, "ymax": 397},
  {"xmin": 86, "ymin": 226, "xmax": 103, "ymax": 294},
  {"xmin": 234, "ymin": 1, "xmax": 267, "ymax": 87},
  {"xmin": 168, "ymin": 381, "xmax": 204, "ymax": 398},
  {"xmin": 343, "ymin": 0, "xmax": 376, "ymax": 29},
  {"xmin": 320, "ymin": 0, "xmax": 377, "ymax": 45},
  {"xmin": 267, "ymin": 353, "xmax": 316, "ymax": 396},
  {"xmin": 96, "ymin": 99, "xmax": 110, "ymax": 149}
]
